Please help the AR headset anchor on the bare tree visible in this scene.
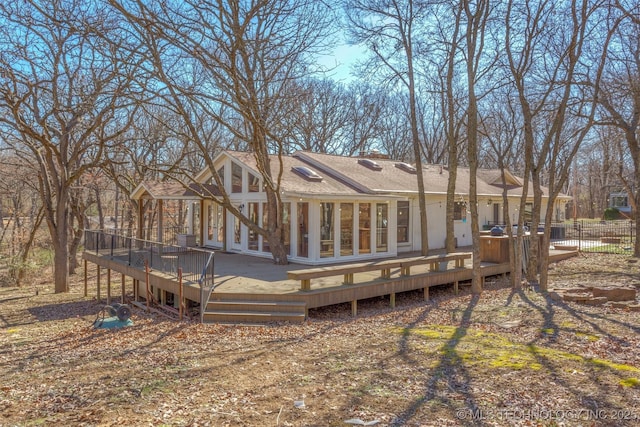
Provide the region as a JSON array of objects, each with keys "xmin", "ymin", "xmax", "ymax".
[
  {"xmin": 345, "ymin": 0, "xmax": 430, "ymax": 255},
  {"xmin": 0, "ymin": 0, "xmax": 141, "ymax": 292},
  {"xmin": 284, "ymin": 79, "xmax": 350, "ymax": 154},
  {"xmin": 342, "ymin": 83, "xmax": 388, "ymax": 157},
  {"xmin": 379, "ymin": 95, "xmax": 413, "ymax": 161},
  {"xmin": 463, "ymin": 0, "xmax": 492, "ymax": 294},
  {"xmin": 580, "ymin": 127, "xmax": 624, "ymax": 219},
  {"xmin": 427, "ymin": 0, "xmax": 466, "ymax": 253},
  {"xmin": 505, "ymin": 0, "xmax": 612, "ymax": 290},
  {"xmin": 593, "ymin": 6, "xmax": 640, "ymax": 255},
  {"xmin": 480, "ymin": 88, "xmax": 522, "ymax": 282},
  {"xmin": 109, "ymin": 0, "xmax": 334, "ymax": 265},
  {"xmin": 0, "ymin": 155, "xmax": 43, "ymax": 285}
]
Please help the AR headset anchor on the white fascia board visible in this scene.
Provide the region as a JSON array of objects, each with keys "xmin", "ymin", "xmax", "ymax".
[
  {"xmin": 130, "ymin": 182, "xmax": 149, "ymax": 200},
  {"xmin": 284, "ymin": 191, "xmax": 402, "ymax": 201},
  {"xmin": 193, "ymin": 151, "xmax": 231, "ymax": 183}
]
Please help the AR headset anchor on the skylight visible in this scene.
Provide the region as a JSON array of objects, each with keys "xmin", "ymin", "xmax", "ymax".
[
  {"xmin": 291, "ymin": 166, "xmax": 323, "ymax": 182},
  {"xmin": 358, "ymin": 158, "xmax": 382, "ymax": 171},
  {"xmin": 395, "ymin": 162, "xmax": 417, "ymax": 174}
]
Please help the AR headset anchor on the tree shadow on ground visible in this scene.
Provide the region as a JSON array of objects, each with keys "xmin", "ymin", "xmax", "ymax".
[
  {"xmin": 27, "ymin": 299, "xmax": 104, "ymax": 322},
  {"xmin": 390, "ymin": 294, "xmax": 481, "ymax": 426}
]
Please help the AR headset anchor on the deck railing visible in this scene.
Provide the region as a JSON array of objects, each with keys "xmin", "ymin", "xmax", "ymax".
[
  {"xmin": 542, "ymin": 220, "xmax": 634, "ymax": 254},
  {"xmin": 84, "ymin": 229, "xmax": 214, "ymax": 287},
  {"xmin": 484, "ymin": 220, "xmax": 635, "ymax": 255},
  {"xmin": 89, "ymin": 226, "xmax": 193, "ymax": 247}
]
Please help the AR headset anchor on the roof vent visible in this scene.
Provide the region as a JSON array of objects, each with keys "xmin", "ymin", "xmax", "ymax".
[
  {"xmin": 395, "ymin": 162, "xmax": 416, "ymax": 174},
  {"xmin": 358, "ymin": 158, "xmax": 382, "ymax": 171},
  {"xmin": 291, "ymin": 166, "xmax": 323, "ymax": 182}
]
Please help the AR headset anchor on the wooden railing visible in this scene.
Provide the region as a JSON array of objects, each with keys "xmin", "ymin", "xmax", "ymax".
[{"xmin": 287, "ymin": 252, "xmax": 472, "ymax": 291}]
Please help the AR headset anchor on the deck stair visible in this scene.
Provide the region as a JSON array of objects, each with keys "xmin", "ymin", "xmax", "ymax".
[{"xmin": 202, "ymin": 298, "xmax": 307, "ymax": 324}]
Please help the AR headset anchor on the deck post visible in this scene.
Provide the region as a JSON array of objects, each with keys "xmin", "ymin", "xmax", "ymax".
[
  {"xmin": 390, "ymin": 292, "xmax": 396, "ymax": 308},
  {"xmin": 454, "ymin": 281, "xmax": 459, "ymax": 295},
  {"xmin": 351, "ymin": 300, "xmax": 357, "ymax": 316},
  {"xmin": 145, "ymin": 261, "xmax": 151, "ymax": 312},
  {"xmin": 423, "ymin": 286, "xmax": 429, "ymax": 301},
  {"xmin": 178, "ymin": 268, "xmax": 184, "ymax": 321},
  {"xmin": 97, "ymin": 265, "xmax": 101, "ymax": 302},
  {"xmin": 83, "ymin": 259, "xmax": 88, "ymax": 297},
  {"xmin": 106, "ymin": 269, "xmax": 111, "ymax": 305},
  {"xmin": 157, "ymin": 200, "xmax": 164, "ymax": 244},
  {"xmin": 121, "ymin": 273, "xmax": 126, "ymax": 304}
]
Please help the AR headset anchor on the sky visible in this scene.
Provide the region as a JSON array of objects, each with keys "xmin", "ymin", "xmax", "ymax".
[{"xmin": 315, "ymin": 43, "xmax": 365, "ymax": 83}]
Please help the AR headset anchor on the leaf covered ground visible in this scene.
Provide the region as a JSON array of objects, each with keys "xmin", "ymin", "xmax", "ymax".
[{"xmin": 1, "ymin": 253, "xmax": 640, "ymax": 426}]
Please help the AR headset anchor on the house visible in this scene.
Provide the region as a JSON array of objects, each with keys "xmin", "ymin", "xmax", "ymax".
[
  {"xmin": 609, "ymin": 191, "xmax": 633, "ymax": 216},
  {"xmin": 132, "ymin": 150, "xmax": 570, "ymax": 265}
]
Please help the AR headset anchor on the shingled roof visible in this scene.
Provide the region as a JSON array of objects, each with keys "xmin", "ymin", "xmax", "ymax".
[{"xmin": 131, "ymin": 181, "xmax": 221, "ymax": 201}]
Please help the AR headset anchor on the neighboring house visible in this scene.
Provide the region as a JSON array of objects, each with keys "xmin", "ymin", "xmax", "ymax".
[
  {"xmin": 609, "ymin": 191, "xmax": 633, "ymax": 216},
  {"xmin": 132, "ymin": 150, "xmax": 570, "ymax": 265}
]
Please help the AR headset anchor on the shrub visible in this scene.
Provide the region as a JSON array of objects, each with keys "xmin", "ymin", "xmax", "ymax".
[{"xmin": 603, "ymin": 207, "xmax": 620, "ymax": 220}]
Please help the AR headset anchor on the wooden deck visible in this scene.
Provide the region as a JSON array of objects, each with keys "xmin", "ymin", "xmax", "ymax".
[{"xmin": 83, "ymin": 247, "xmax": 579, "ymax": 324}]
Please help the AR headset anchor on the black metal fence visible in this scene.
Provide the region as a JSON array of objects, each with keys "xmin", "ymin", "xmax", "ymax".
[
  {"xmin": 84, "ymin": 229, "xmax": 214, "ymax": 288},
  {"xmin": 544, "ymin": 220, "xmax": 635, "ymax": 254},
  {"xmin": 92, "ymin": 226, "xmax": 194, "ymax": 247}
]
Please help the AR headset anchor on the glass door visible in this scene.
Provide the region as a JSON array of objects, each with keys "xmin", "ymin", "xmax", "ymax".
[{"xmin": 204, "ymin": 202, "xmax": 224, "ymax": 247}]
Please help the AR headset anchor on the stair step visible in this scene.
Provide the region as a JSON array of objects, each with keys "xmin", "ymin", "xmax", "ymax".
[
  {"xmin": 206, "ymin": 300, "xmax": 306, "ymax": 314},
  {"xmin": 202, "ymin": 310, "xmax": 306, "ymax": 324}
]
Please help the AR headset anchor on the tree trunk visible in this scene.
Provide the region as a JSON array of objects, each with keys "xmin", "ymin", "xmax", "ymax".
[
  {"xmin": 68, "ymin": 205, "xmax": 85, "ymax": 275},
  {"xmin": 16, "ymin": 208, "xmax": 45, "ymax": 286},
  {"xmin": 526, "ymin": 179, "xmax": 543, "ymax": 283},
  {"xmin": 444, "ymin": 1, "xmax": 462, "ymax": 254},
  {"xmin": 265, "ymin": 188, "xmax": 289, "ymax": 265},
  {"xmin": 404, "ymin": 14, "xmax": 428, "ymax": 256},
  {"xmin": 464, "ymin": 0, "xmax": 488, "ymax": 295},
  {"xmin": 48, "ymin": 192, "xmax": 70, "ymax": 294},
  {"xmin": 635, "ymin": 190, "xmax": 640, "ymax": 258}
]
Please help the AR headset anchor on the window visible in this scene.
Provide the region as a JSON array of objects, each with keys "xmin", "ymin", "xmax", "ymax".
[
  {"xmin": 248, "ymin": 202, "xmax": 259, "ymax": 250},
  {"xmin": 340, "ymin": 203, "xmax": 354, "ymax": 256},
  {"xmin": 216, "ymin": 204, "xmax": 224, "ymax": 242},
  {"xmin": 282, "ymin": 203, "xmax": 291, "ymax": 255},
  {"xmin": 262, "ymin": 203, "xmax": 270, "ymax": 253},
  {"xmin": 454, "ymin": 201, "xmax": 467, "ymax": 221},
  {"xmin": 232, "ymin": 163, "xmax": 243, "ymax": 193},
  {"xmin": 207, "ymin": 202, "xmax": 223, "ymax": 244},
  {"xmin": 397, "ymin": 201, "xmax": 409, "ymax": 243},
  {"xmin": 297, "ymin": 203, "xmax": 308, "ymax": 258},
  {"xmin": 359, "ymin": 203, "xmax": 371, "ymax": 254},
  {"xmin": 207, "ymin": 205, "xmax": 214, "ymax": 241},
  {"xmin": 263, "ymin": 202, "xmax": 291, "ymax": 255},
  {"xmin": 524, "ymin": 202, "xmax": 533, "ymax": 222},
  {"xmin": 248, "ymin": 172, "xmax": 260, "ymax": 192},
  {"xmin": 611, "ymin": 195, "xmax": 628, "ymax": 208},
  {"xmin": 233, "ymin": 216, "xmax": 241, "ymax": 244},
  {"xmin": 320, "ymin": 203, "xmax": 335, "ymax": 258},
  {"xmin": 376, "ymin": 203, "xmax": 388, "ymax": 252},
  {"xmin": 215, "ymin": 165, "xmax": 224, "ymax": 188}
]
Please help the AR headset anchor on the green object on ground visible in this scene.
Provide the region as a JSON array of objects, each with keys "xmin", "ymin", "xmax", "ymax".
[{"xmin": 93, "ymin": 317, "xmax": 133, "ymax": 329}]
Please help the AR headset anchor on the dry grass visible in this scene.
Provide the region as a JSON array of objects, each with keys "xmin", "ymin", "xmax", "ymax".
[{"xmin": 1, "ymin": 253, "xmax": 640, "ymax": 426}]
